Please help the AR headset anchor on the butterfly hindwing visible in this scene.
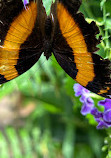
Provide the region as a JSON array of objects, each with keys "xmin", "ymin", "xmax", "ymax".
[
  {"xmin": 0, "ymin": 0, "xmax": 46, "ymax": 83},
  {"xmin": 51, "ymin": 0, "xmax": 111, "ymax": 98}
]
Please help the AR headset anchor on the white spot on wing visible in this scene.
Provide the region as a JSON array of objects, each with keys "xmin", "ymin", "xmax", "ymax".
[
  {"xmin": 51, "ymin": 13, "xmax": 54, "ymax": 23},
  {"xmin": 0, "ymin": 20, "xmax": 3, "ymax": 24}
]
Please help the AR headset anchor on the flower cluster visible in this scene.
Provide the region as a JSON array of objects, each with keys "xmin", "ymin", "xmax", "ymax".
[
  {"xmin": 73, "ymin": 83, "xmax": 111, "ymax": 129},
  {"xmin": 73, "ymin": 83, "xmax": 94, "ymax": 115},
  {"xmin": 91, "ymin": 99, "xmax": 111, "ymax": 129}
]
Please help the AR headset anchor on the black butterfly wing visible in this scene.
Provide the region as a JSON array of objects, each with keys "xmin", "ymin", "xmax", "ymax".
[
  {"xmin": 0, "ymin": 0, "xmax": 46, "ymax": 83},
  {"xmin": 51, "ymin": 0, "xmax": 111, "ymax": 98}
]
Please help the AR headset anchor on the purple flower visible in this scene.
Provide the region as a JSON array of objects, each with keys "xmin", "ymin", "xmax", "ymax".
[
  {"xmin": 91, "ymin": 99, "xmax": 111, "ymax": 129},
  {"xmin": 98, "ymin": 99, "xmax": 111, "ymax": 112},
  {"xmin": 74, "ymin": 84, "xmax": 111, "ymax": 129},
  {"xmin": 73, "ymin": 83, "xmax": 94, "ymax": 115},
  {"xmin": 23, "ymin": 0, "xmax": 29, "ymax": 8},
  {"xmin": 73, "ymin": 84, "xmax": 84, "ymax": 97},
  {"xmin": 81, "ymin": 97, "xmax": 94, "ymax": 115}
]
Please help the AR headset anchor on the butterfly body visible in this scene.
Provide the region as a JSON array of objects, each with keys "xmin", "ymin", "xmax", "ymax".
[
  {"xmin": 43, "ymin": 17, "xmax": 53, "ymax": 60},
  {"xmin": 0, "ymin": 0, "xmax": 111, "ymax": 98}
]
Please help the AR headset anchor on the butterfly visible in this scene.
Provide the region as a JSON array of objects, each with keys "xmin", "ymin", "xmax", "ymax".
[{"xmin": 0, "ymin": 0, "xmax": 111, "ymax": 98}]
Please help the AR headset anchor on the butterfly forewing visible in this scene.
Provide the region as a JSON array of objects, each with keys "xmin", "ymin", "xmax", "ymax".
[
  {"xmin": 0, "ymin": 0, "xmax": 46, "ymax": 83},
  {"xmin": 51, "ymin": 0, "xmax": 111, "ymax": 98}
]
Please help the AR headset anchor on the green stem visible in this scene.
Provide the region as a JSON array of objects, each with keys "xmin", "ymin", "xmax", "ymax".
[
  {"xmin": 62, "ymin": 122, "xmax": 76, "ymax": 158},
  {"xmin": 82, "ymin": 1, "xmax": 94, "ymax": 19},
  {"xmin": 102, "ymin": 0, "xmax": 110, "ymax": 58}
]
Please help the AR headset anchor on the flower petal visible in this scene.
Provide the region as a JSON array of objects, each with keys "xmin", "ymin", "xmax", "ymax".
[
  {"xmin": 98, "ymin": 99, "xmax": 111, "ymax": 111},
  {"xmin": 23, "ymin": 0, "xmax": 29, "ymax": 7},
  {"xmin": 97, "ymin": 120, "xmax": 108, "ymax": 129},
  {"xmin": 103, "ymin": 109, "xmax": 111, "ymax": 123},
  {"xmin": 81, "ymin": 101, "xmax": 94, "ymax": 116},
  {"xmin": 91, "ymin": 108, "xmax": 103, "ymax": 118},
  {"xmin": 73, "ymin": 83, "xmax": 83, "ymax": 97}
]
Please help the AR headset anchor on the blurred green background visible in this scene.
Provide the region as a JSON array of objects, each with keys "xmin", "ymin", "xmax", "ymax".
[{"xmin": 0, "ymin": 0, "xmax": 110, "ymax": 157}]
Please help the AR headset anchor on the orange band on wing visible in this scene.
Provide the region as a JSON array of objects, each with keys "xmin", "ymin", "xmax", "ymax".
[
  {"xmin": 0, "ymin": 2, "xmax": 37, "ymax": 80},
  {"xmin": 98, "ymin": 87, "xmax": 110, "ymax": 95},
  {"xmin": 57, "ymin": 3, "xmax": 95, "ymax": 86}
]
